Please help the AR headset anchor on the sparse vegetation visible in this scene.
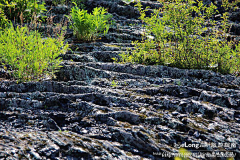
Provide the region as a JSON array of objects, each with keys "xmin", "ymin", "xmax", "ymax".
[
  {"xmin": 111, "ymin": 80, "xmax": 118, "ymax": 87},
  {"xmin": 115, "ymin": 0, "xmax": 240, "ymax": 75}
]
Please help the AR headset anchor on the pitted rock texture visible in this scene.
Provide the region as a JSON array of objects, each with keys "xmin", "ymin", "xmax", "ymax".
[{"xmin": 0, "ymin": 0, "xmax": 240, "ymax": 160}]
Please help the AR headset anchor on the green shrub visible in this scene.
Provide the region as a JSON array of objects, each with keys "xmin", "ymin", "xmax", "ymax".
[
  {"xmin": 67, "ymin": 4, "xmax": 113, "ymax": 41},
  {"xmin": 116, "ymin": 0, "xmax": 240, "ymax": 75},
  {"xmin": 0, "ymin": 7, "xmax": 9, "ymax": 29},
  {"xmin": 0, "ymin": 0, "xmax": 46, "ymax": 23},
  {"xmin": 0, "ymin": 25, "xmax": 68, "ymax": 82}
]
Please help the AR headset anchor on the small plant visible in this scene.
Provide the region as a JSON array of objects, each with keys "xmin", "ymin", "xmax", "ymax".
[
  {"xmin": 0, "ymin": 25, "xmax": 68, "ymax": 82},
  {"xmin": 111, "ymin": 80, "xmax": 118, "ymax": 87},
  {"xmin": 116, "ymin": 0, "xmax": 240, "ymax": 75},
  {"xmin": 176, "ymin": 80, "xmax": 181, "ymax": 86},
  {"xmin": 67, "ymin": 3, "xmax": 113, "ymax": 41}
]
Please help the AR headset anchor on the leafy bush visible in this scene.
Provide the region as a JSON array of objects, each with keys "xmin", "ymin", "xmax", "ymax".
[
  {"xmin": 116, "ymin": 0, "xmax": 240, "ymax": 75},
  {"xmin": 0, "ymin": 0, "xmax": 46, "ymax": 23},
  {"xmin": 67, "ymin": 4, "xmax": 113, "ymax": 41},
  {"xmin": 0, "ymin": 25, "xmax": 68, "ymax": 82},
  {"xmin": 0, "ymin": 7, "xmax": 9, "ymax": 29}
]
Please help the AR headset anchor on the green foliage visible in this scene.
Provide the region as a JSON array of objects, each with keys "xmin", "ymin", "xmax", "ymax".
[
  {"xmin": 67, "ymin": 4, "xmax": 113, "ymax": 41},
  {"xmin": 0, "ymin": 0, "xmax": 46, "ymax": 23},
  {"xmin": 116, "ymin": 0, "xmax": 240, "ymax": 75},
  {"xmin": 111, "ymin": 80, "xmax": 118, "ymax": 87},
  {"xmin": 118, "ymin": 39, "xmax": 162, "ymax": 65},
  {"xmin": 0, "ymin": 7, "xmax": 9, "ymax": 29},
  {"xmin": 0, "ymin": 25, "xmax": 68, "ymax": 82}
]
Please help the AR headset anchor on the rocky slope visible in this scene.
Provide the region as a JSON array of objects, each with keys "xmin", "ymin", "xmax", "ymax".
[{"xmin": 0, "ymin": 0, "xmax": 240, "ymax": 159}]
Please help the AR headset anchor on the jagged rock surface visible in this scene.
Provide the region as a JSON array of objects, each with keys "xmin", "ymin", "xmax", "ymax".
[{"xmin": 0, "ymin": 0, "xmax": 240, "ymax": 159}]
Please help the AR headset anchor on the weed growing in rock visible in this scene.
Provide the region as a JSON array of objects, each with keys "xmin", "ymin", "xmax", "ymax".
[
  {"xmin": 67, "ymin": 3, "xmax": 113, "ymax": 41},
  {"xmin": 116, "ymin": 0, "xmax": 240, "ymax": 75},
  {"xmin": 0, "ymin": 25, "xmax": 68, "ymax": 82},
  {"xmin": 111, "ymin": 80, "xmax": 118, "ymax": 87},
  {"xmin": 176, "ymin": 80, "xmax": 181, "ymax": 86}
]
